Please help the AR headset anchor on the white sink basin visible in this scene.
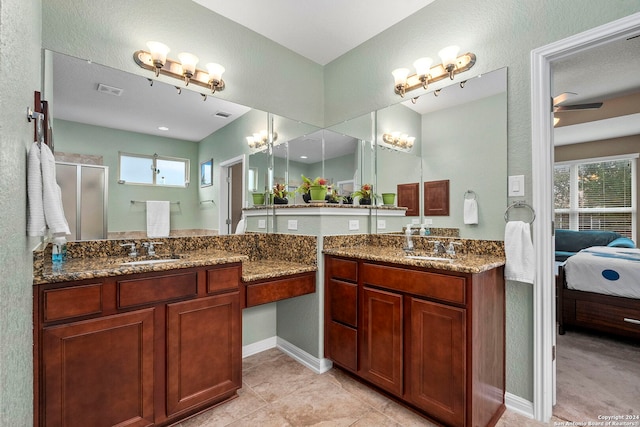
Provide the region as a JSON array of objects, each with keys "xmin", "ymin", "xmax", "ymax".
[
  {"xmin": 120, "ymin": 258, "xmax": 180, "ymax": 266},
  {"xmin": 405, "ymin": 255, "xmax": 453, "ymax": 263}
]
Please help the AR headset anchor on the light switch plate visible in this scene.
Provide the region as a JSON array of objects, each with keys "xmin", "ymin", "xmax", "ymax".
[
  {"xmin": 287, "ymin": 220, "xmax": 298, "ymax": 230},
  {"xmin": 411, "ymin": 218, "xmax": 420, "ymax": 225},
  {"xmin": 258, "ymin": 219, "xmax": 266, "ymax": 229},
  {"xmin": 509, "ymin": 175, "xmax": 525, "ymax": 197},
  {"xmin": 424, "ymin": 218, "xmax": 433, "ymax": 225},
  {"xmin": 349, "ymin": 220, "xmax": 359, "ymax": 231},
  {"xmin": 377, "ymin": 219, "xmax": 386, "ymax": 229}
]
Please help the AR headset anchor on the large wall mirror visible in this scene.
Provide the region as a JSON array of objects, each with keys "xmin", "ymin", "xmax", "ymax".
[{"xmin": 45, "ymin": 49, "xmax": 506, "ymax": 241}]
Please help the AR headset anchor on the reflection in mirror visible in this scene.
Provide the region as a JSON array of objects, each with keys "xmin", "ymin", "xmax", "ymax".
[
  {"xmin": 46, "ymin": 50, "xmax": 271, "ymax": 239},
  {"xmin": 382, "ymin": 67, "xmax": 507, "ymax": 239}
]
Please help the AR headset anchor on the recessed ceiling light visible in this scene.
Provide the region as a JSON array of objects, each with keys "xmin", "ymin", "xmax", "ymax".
[
  {"xmin": 300, "ymin": 155, "xmax": 308, "ymax": 159},
  {"xmin": 158, "ymin": 126, "xmax": 169, "ymax": 131}
]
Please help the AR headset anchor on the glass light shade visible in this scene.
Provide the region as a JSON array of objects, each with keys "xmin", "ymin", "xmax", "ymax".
[
  {"xmin": 246, "ymin": 136, "xmax": 255, "ymax": 147},
  {"xmin": 406, "ymin": 137, "xmax": 416, "ymax": 147},
  {"xmin": 391, "ymin": 131, "xmax": 401, "ymax": 139},
  {"xmin": 438, "ymin": 45, "xmax": 460, "ymax": 68},
  {"xmin": 146, "ymin": 41, "xmax": 170, "ymax": 65},
  {"xmin": 392, "ymin": 68, "xmax": 410, "ymax": 86},
  {"xmin": 205, "ymin": 63, "xmax": 225, "ymax": 82},
  {"xmin": 253, "ymin": 133, "xmax": 261, "ymax": 142},
  {"xmin": 178, "ymin": 52, "xmax": 199, "ymax": 76},
  {"xmin": 413, "ymin": 57, "xmax": 433, "ymax": 76}
]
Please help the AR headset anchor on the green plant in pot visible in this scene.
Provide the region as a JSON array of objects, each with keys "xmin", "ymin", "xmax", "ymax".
[
  {"xmin": 272, "ymin": 183, "xmax": 289, "ymax": 204},
  {"xmin": 381, "ymin": 192, "xmax": 396, "ymax": 205},
  {"xmin": 297, "ymin": 175, "xmax": 328, "ymax": 202},
  {"xmin": 352, "ymin": 184, "xmax": 374, "ymax": 205},
  {"xmin": 251, "ymin": 192, "xmax": 265, "ymax": 206}
]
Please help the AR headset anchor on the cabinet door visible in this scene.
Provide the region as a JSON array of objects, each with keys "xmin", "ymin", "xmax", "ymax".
[
  {"xmin": 166, "ymin": 292, "xmax": 241, "ymax": 417},
  {"xmin": 408, "ymin": 297, "xmax": 465, "ymax": 427},
  {"xmin": 360, "ymin": 286, "xmax": 403, "ymax": 396},
  {"xmin": 42, "ymin": 309, "xmax": 155, "ymax": 427}
]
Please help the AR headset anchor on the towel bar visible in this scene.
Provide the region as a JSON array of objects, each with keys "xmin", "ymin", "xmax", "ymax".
[
  {"xmin": 131, "ymin": 200, "xmax": 180, "ymax": 205},
  {"xmin": 504, "ymin": 201, "xmax": 535, "ymax": 224},
  {"xmin": 464, "ymin": 190, "xmax": 477, "ymax": 200}
]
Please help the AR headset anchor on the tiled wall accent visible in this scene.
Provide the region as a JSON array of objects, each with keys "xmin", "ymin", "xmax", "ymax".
[{"xmin": 54, "ymin": 151, "xmax": 103, "ymax": 165}]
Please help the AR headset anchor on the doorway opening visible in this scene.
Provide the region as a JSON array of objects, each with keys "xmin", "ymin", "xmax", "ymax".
[{"xmin": 219, "ymin": 155, "xmax": 246, "ymax": 235}]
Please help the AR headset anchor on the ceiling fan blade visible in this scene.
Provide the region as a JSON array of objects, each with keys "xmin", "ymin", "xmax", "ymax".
[
  {"xmin": 554, "ymin": 102, "xmax": 603, "ymax": 112},
  {"xmin": 553, "ymin": 92, "xmax": 578, "ymax": 106}
]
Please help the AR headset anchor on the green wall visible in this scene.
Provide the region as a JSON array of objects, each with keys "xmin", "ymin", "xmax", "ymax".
[{"xmin": 53, "ymin": 119, "xmax": 201, "ymax": 234}]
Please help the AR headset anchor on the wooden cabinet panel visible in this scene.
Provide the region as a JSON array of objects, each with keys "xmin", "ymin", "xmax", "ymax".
[
  {"xmin": 360, "ymin": 286, "xmax": 403, "ymax": 396},
  {"xmin": 207, "ymin": 265, "xmax": 240, "ymax": 294},
  {"xmin": 43, "ymin": 283, "xmax": 102, "ymax": 322},
  {"xmin": 327, "ymin": 257, "xmax": 358, "ymax": 282},
  {"xmin": 408, "ymin": 297, "xmax": 466, "ymax": 426},
  {"xmin": 117, "ymin": 271, "xmax": 197, "ymax": 308},
  {"xmin": 397, "ymin": 183, "xmax": 419, "ymax": 216},
  {"xmin": 246, "ymin": 272, "xmax": 315, "ymax": 307},
  {"xmin": 166, "ymin": 293, "xmax": 241, "ymax": 416},
  {"xmin": 328, "ymin": 279, "xmax": 357, "ymax": 327},
  {"xmin": 424, "ymin": 179, "xmax": 450, "ymax": 216},
  {"xmin": 362, "ymin": 263, "xmax": 466, "ymax": 305},
  {"xmin": 326, "ymin": 321, "xmax": 358, "ymax": 372},
  {"xmin": 42, "ymin": 309, "xmax": 155, "ymax": 427}
]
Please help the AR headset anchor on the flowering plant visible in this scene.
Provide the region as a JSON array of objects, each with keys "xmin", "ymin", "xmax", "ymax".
[
  {"xmin": 352, "ymin": 183, "xmax": 374, "ymax": 200},
  {"xmin": 272, "ymin": 183, "xmax": 289, "ymax": 198},
  {"xmin": 296, "ymin": 175, "xmax": 328, "ymax": 194}
]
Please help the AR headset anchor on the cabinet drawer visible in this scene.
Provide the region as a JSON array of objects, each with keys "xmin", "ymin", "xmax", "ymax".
[
  {"xmin": 328, "ymin": 279, "xmax": 357, "ymax": 327},
  {"xmin": 43, "ymin": 283, "xmax": 103, "ymax": 322},
  {"xmin": 576, "ymin": 301, "xmax": 640, "ymax": 334},
  {"xmin": 246, "ymin": 273, "xmax": 315, "ymax": 307},
  {"xmin": 329, "ymin": 257, "xmax": 358, "ymax": 282},
  {"xmin": 207, "ymin": 265, "xmax": 240, "ymax": 294},
  {"xmin": 326, "ymin": 321, "xmax": 357, "ymax": 372},
  {"xmin": 118, "ymin": 271, "xmax": 197, "ymax": 308},
  {"xmin": 362, "ymin": 263, "xmax": 466, "ymax": 305}
]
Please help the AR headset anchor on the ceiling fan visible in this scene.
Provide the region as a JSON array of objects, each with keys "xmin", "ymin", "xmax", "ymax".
[{"xmin": 553, "ymin": 92, "xmax": 603, "ymax": 112}]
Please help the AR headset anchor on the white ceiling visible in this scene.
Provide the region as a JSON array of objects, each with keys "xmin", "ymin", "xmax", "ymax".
[{"xmin": 192, "ymin": 0, "xmax": 436, "ymax": 65}]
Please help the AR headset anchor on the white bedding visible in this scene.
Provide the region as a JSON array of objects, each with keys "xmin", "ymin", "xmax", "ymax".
[{"xmin": 564, "ymin": 246, "xmax": 640, "ymax": 299}]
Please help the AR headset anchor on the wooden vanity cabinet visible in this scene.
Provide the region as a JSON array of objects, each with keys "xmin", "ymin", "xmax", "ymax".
[
  {"xmin": 34, "ymin": 263, "xmax": 242, "ymax": 427},
  {"xmin": 324, "ymin": 255, "xmax": 505, "ymax": 427}
]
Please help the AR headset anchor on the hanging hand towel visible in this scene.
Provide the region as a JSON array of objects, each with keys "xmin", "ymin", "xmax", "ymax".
[
  {"xmin": 27, "ymin": 142, "xmax": 46, "ymax": 236},
  {"xmin": 40, "ymin": 143, "xmax": 71, "ymax": 235},
  {"xmin": 463, "ymin": 198, "xmax": 478, "ymax": 225},
  {"xmin": 146, "ymin": 201, "xmax": 170, "ymax": 238},
  {"xmin": 504, "ymin": 221, "xmax": 535, "ymax": 284}
]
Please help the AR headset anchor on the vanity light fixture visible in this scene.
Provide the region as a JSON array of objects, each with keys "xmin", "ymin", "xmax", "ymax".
[
  {"xmin": 134, "ymin": 41, "xmax": 226, "ymax": 94},
  {"xmin": 392, "ymin": 46, "xmax": 476, "ymax": 97},
  {"xmin": 246, "ymin": 130, "xmax": 278, "ymax": 149},
  {"xmin": 382, "ymin": 132, "xmax": 416, "ymax": 150}
]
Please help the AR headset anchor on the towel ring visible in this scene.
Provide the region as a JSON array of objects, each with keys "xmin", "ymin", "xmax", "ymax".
[
  {"xmin": 504, "ymin": 201, "xmax": 535, "ymax": 224},
  {"xmin": 464, "ymin": 190, "xmax": 477, "ymax": 200}
]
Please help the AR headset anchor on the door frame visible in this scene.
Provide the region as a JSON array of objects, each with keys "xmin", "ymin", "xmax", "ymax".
[
  {"xmin": 531, "ymin": 12, "xmax": 640, "ymax": 422},
  {"xmin": 218, "ymin": 155, "xmax": 246, "ymax": 235}
]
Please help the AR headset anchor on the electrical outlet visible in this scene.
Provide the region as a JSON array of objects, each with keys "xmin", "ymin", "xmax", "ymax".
[
  {"xmin": 258, "ymin": 219, "xmax": 266, "ymax": 229},
  {"xmin": 377, "ymin": 219, "xmax": 386, "ymax": 229},
  {"xmin": 412, "ymin": 218, "xmax": 420, "ymax": 225},
  {"xmin": 424, "ymin": 218, "xmax": 433, "ymax": 225},
  {"xmin": 288, "ymin": 220, "xmax": 298, "ymax": 230},
  {"xmin": 349, "ymin": 220, "xmax": 359, "ymax": 231}
]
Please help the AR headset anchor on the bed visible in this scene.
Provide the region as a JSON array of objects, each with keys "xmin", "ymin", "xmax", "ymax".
[{"xmin": 557, "ymin": 246, "xmax": 640, "ymax": 340}]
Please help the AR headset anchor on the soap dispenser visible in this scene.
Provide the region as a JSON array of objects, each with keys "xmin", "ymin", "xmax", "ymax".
[{"xmin": 419, "ymin": 224, "xmax": 425, "ymax": 236}]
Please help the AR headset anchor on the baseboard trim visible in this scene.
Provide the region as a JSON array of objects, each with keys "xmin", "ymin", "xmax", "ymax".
[
  {"xmin": 242, "ymin": 336, "xmax": 277, "ymax": 358},
  {"xmin": 276, "ymin": 337, "xmax": 333, "ymax": 374},
  {"xmin": 505, "ymin": 392, "xmax": 534, "ymax": 419}
]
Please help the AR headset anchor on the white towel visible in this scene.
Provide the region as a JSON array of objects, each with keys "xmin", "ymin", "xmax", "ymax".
[
  {"xmin": 504, "ymin": 221, "xmax": 535, "ymax": 284},
  {"xmin": 27, "ymin": 142, "xmax": 46, "ymax": 236},
  {"xmin": 234, "ymin": 218, "xmax": 246, "ymax": 235},
  {"xmin": 146, "ymin": 201, "xmax": 170, "ymax": 238},
  {"xmin": 463, "ymin": 198, "xmax": 478, "ymax": 225},
  {"xmin": 40, "ymin": 143, "xmax": 71, "ymax": 235}
]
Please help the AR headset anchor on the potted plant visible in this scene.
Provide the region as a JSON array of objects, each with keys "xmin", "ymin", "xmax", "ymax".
[
  {"xmin": 251, "ymin": 192, "xmax": 265, "ymax": 205},
  {"xmin": 382, "ymin": 192, "xmax": 396, "ymax": 205},
  {"xmin": 352, "ymin": 183, "xmax": 375, "ymax": 205},
  {"xmin": 326, "ymin": 187, "xmax": 341, "ymax": 204},
  {"xmin": 297, "ymin": 175, "xmax": 328, "ymax": 202},
  {"xmin": 272, "ymin": 183, "xmax": 289, "ymax": 204}
]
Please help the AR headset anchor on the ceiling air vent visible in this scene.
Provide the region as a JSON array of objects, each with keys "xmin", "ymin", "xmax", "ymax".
[
  {"xmin": 97, "ymin": 83, "xmax": 123, "ymax": 96},
  {"xmin": 214, "ymin": 111, "xmax": 232, "ymax": 118}
]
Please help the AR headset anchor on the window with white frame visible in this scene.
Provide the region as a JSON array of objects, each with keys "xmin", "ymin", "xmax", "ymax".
[
  {"xmin": 118, "ymin": 152, "xmax": 190, "ymax": 187},
  {"xmin": 554, "ymin": 154, "xmax": 637, "ymax": 238}
]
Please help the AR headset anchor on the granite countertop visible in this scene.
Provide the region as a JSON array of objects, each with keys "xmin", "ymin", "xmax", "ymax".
[
  {"xmin": 34, "ymin": 249, "xmax": 317, "ymax": 285},
  {"xmin": 323, "ymin": 245, "xmax": 505, "ymax": 274}
]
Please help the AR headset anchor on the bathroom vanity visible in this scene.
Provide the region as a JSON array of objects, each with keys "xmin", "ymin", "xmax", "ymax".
[{"xmin": 324, "ymin": 246, "xmax": 506, "ymax": 427}]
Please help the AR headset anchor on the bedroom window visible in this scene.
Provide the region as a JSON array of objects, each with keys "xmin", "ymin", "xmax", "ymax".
[
  {"xmin": 118, "ymin": 152, "xmax": 190, "ymax": 187},
  {"xmin": 554, "ymin": 154, "xmax": 637, "ymax": 238}
]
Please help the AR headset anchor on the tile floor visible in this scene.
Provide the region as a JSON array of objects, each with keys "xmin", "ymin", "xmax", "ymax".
[{"xmin": 176, "ymin": 348, "xmax": 556, "ymax": 426}]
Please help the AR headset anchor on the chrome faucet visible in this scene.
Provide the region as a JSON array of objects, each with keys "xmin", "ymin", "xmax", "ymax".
[
  {"xmin": 446, "ymin": 242, "xmax": 462, "ymax": 256},
  {"xmin": 120, "ymin": 242, "xmax": 138, "ymax": 257},
  {"xmin": 432, "ymin": 241, "xmax": 446, "ymax": 255},
  {"xmin": 142, "ymin": 241, "xmax": 163, "ymax": 256}
]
